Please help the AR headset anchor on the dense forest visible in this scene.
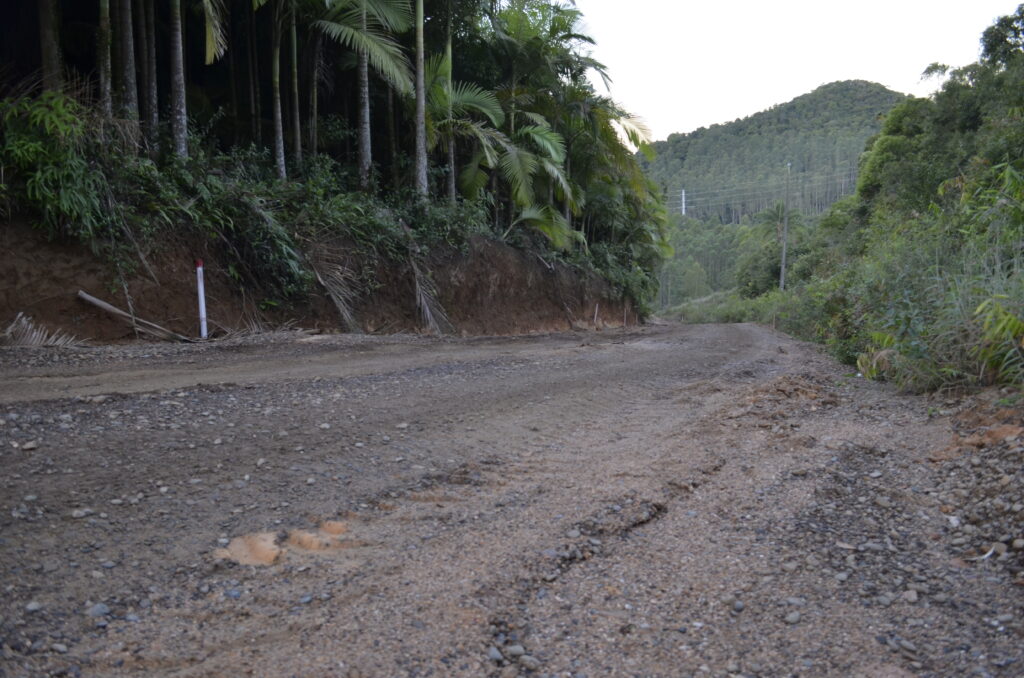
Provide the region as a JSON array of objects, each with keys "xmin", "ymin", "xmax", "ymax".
[
  {"xmin": 672, "ymin": 5, "xmax": 1024, "ymax": 391},
  {"xmin": 653, "ymin": 81, "xmax": 906, "ymax": 307},
  {"xmin": 0, "ymin": 0, "xmax": 669, "ymax": 315},
  {"xmin": 644, "ymin": 80, "xmax": 906, "ymax": 223}
]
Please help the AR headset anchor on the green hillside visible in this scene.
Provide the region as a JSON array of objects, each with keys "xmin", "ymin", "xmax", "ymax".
[{"xmin": 644, "ymin": 81, "xmax": 907, "ymax": 222}]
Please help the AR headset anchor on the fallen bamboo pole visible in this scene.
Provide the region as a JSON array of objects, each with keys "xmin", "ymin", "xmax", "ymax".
[{"xmin": 77, "ymin": 290, "xmax": 192, "ymax": 342}]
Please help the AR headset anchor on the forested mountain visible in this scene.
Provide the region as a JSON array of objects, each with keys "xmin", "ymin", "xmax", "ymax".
[
  {"xmin": 644, "ymin": 81, "xmax": 906, "ymax": 222},
  {"xmin": 672, "ymin": 5, "xmax": 1024, "ymax": 392},
  {"xmin": 0, "ymin": 0, "xmax": 668, "ymax": 317}
]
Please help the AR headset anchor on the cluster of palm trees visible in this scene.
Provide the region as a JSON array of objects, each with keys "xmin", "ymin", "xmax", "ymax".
[{"xmin": 30, "ymin": 0, "xmax": 667, "ymax": 256}]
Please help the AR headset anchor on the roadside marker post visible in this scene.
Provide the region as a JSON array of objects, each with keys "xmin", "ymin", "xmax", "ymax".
[{"xmin": 196, "ymin": 259, "xmax": 208, "ymax": 339}]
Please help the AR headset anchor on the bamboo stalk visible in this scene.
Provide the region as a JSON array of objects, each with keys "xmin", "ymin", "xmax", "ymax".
[{"xmin": 77, "ymin": 290, "xmax": 192, "ymax": 342}]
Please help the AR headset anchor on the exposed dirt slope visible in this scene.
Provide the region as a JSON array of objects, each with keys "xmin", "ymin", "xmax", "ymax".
[
  {"xmin": 0, "ymin": 323, "xmax": 1021, "ymax": 678},
  {"xmin": 1, "ymin": 223, "xmax": 630, "ymax": 341}
]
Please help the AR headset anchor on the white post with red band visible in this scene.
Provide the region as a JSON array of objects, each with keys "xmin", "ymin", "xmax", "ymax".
[{"xmin": 196, "ymin": 259, "xmax": 208, "ymax": 339}]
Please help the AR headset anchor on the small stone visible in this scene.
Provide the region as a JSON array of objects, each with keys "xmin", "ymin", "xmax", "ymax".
[
  {"xmin": 835, "ymin": 572, "xmax": 849, "ymax": 582},
  {"xmin": 86, "ymin": 603, "xmax": 110, "ymax": 617},
  {"xmin": 306, "ymin": 477, "xmax": 316, "ymax": 485},
  {"xmin": 902, "ymin": 589, "xmax": 919, "ymax": 603},
  {"xmin": 784, "ymin": 611, "xmax": 801, "ymax": 624},
  {"xmin": 319, "ymin": 423, "xmax": 331, "ymax": 429},
  {"xmin": 1012, "ymin": 538, "xmax": 1024, "ymax": 550},
  {"xmin": 22, "ymin": 440, "xmax": 38, "ymax": 451},
  {"xmin": 225, "ymin": 589, "xmax": 241, "ymax": 599},
  {"xmin": 732, "ymin": 600, "xmax": 745, "ymax": 613},
  {"xmin": 25, "ymin": 601, "xmax": 42, "ymax": 613},
  {"xmin": 71, "ymin": 508, "xmax": 92, "ymax": 519},
  {"xmin": 396, "ymin": 422, "xmax": 409, "ymax": 430},
  {"xmin": 125, "ymin": 614, "xmax": 140, "ymax": 622},
  {"xmin": 519, "ymin": 655, "xmax": 541, "ymax": 671},
  {"xmin": 51, "ymin": 643, "xmax": 68, "ymax": 654},
  {"xmin": 505, "ymin": 644, "xmax": 526, "ymax": 657},
  {"xmin": 299, "ymin": 594, "xmax": 313, "ymax": 604},
  {"xmin": 899, "ymin": 639, "xmax": 917, "ymax": 653},
  {"xmin": 781, "ymin": 561, "xmax": 799, "ymax": 573},
  {"xmin": 566, "ymin": 529, "xmax": 581, "ymax": 539},
  {"xmin": 487, "ymin": 646, "xmax": 504, "ymax": 661},
  {"xmin": 874, "ymin": 496, "xmax": 893, "ymax": 509}
]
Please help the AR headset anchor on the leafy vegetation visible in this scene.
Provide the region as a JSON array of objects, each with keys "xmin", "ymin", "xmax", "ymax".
[
  {"xmin": 0, "ymin": 0, "xmax": 668, "ymax": 316},
  {"xmin": 667, "ymin": 6, "xmax": 1024, "ymax": 390}
]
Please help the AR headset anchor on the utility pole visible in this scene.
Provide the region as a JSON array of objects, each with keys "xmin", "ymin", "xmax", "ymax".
[
  {"xmin": 680, "ymin": 189, "xmax": 686, "ymax": 216},
  {"xmin": 779, "ymin": 162, "xmax": 791, "ymax": 290}
]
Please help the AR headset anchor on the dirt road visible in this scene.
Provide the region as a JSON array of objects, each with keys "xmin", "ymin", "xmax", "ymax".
[{"xmin": 1, "ymin": 323, "xmax": 1021, "ymax": 677}]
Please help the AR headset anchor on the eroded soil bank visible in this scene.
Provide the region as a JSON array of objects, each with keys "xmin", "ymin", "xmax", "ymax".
[
  {"xmin": 0, "ymin": 323, "xmax": 1021, "ymax": 677},
  {"xmin": 1, "ymin": 223, "xmax": 632, "ymax": 341}
]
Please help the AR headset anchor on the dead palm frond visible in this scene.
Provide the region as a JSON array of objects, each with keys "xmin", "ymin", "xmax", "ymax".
[
  {"xmin": 304, "ymin": 239, "xmax": 363, "ymax": 333},
  {"xmin": 1, "ymin": 313, "xmax": 84, "ymax": 348},
  {"xmin": 409, "ymin": 256, "xmax": 452, "ymax": 336},
  {"xmin": 313, "ymin": 261, "xmax": 362, "ymax": 333}
]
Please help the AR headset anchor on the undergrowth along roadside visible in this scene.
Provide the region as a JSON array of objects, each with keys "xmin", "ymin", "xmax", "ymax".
[
  {"xmin": 0, "ymin": 91, "xmax": 656, "ymax": 321},
  {"xmin": 665, "ymin": 7, "xmax": 1024, "ymax": 393}
]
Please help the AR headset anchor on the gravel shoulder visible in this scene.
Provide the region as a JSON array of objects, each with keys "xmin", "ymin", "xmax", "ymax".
[{"xmin": 0, "ymin": 323, "xmax": 1021, "ymax": 678}]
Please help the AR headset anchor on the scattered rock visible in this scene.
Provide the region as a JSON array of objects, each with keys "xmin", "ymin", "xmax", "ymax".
[{"xmin": 86, "ymin": 603, "xmax": 110, "ymax": 617}]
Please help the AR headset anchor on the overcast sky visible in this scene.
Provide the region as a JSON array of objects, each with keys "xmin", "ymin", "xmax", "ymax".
[{"xmin": 574, "ymin": 1, "xmax": 1022, "ymax": 141}]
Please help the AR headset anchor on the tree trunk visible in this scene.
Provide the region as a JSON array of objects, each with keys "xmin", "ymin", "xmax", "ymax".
[
  {"xmin": 387, "ymin": 87, "xmax": 399, "ymax": 187},
  {"xmin": 447, "ymin": 141, "xmax": 457, "ymax": 204},
  {"xmin": 271, "ymin": 16, "xmax": 287, "ymax": 179},
  {"xmin": 143, "ymin": 0, "xmax": 158, "ymax": 151},
  {"xmin": 357, "ymin": 1, "xmax": 372, "ymax": 191},
  {"xmin": 134, "ymin": 0, "xmax": 157, "ymax": 152},
  {"xmin": 169, "ymin": 0, "xmax": 188, "ymax": 158},
  {"xmin": 98, "ymin": 0, "xmax": 113, "ymax": 117},
  {"xmin": 38, "ymin": 0, "xmax": 62, "ymax": 91},
  {"xmin": 308, "ymin": 32, "xmax": 322, "ymax": 154},
  {"xmin": 118, "ymin": 0, "xmax": 139, "ymax": 121},
  {"xmin": 445, "ymin": 8, "xmax": 455, "ymax": 204},
  {"xmin": 248, "ymin": 3, "xmax": 262, "ymax": 143},
  {"xmin": 413, "ymin": 0, "xmax": 428, "ymax": 197},
  {"xmin": 289, "ymin": 1, "xmax": 302, "ymax": 166}
]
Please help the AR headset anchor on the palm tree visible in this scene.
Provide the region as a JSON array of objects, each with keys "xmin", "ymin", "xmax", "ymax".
[
  {"xmin": 119, "ymin": 0, "xmax": 139, "ymax": 123},
  {"xmin": 39, "ymin": 0, "xmax": 62, "ymax": 91},
  {"xmin": 170, "ymin": 0, "xmax": 188, "ymax": 157},
  {"xmin": 316, "ymin": 0, "xmax": 412, "ymax": 190},
  {"xmin": 422, "ymin": 54, "xmax": 504, "ymax": 203},
  {"xmin": 98, "ymin": 0, "xmax": 113, "ymax": 116},
  {"xmin": 413, "ymin": 0, "xmax": 427, "ymax": 196},
  {"xmin": 253, "ymin": 0, "xmax": 288, "ymax": 177}
]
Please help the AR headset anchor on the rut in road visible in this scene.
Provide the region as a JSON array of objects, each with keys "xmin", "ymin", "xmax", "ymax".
[{"xmin": 1, "ymin": 323, "xmax": 1021, "ymax": 678}]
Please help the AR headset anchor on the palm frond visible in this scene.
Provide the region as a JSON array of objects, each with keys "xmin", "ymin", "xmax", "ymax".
[
  {"xmin": 409, "ymin": 257, "xmax": 453, "ymax": 335},
  {"xmin": 202, "ymin": 0, "xmax": 229, "ymax": 65},
  {"xmin": 516, "ymin": 124, "xmax": 565, "ymax": 162},
  {"xmin": 2, "ymin": 313, "xmax": 84, "ymax": 348},
  {"xmin": 499, "ymin": 145, "xmax": 538, "ymax": 206},
  {"xmin": 314, "ymin": 16, "xmax": 412, "ymax": 93},
  {"xmin": 448, "ymin": 82, "xmax": 504, "ymax": 126}
]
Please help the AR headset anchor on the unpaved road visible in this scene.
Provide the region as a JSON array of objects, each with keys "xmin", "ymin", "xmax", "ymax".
[{"xmin": 0, "ymin": 323, "xmax": 1021, "ymax": 678}]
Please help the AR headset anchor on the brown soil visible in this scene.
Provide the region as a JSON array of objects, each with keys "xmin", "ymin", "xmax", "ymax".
[
  {"xmin": 1, "ymin": 323, "xmax": 1021, "ymax": 677},
  {"xmin": 0, "ymin": 223, "xmax": 630, "ymax": 342}
]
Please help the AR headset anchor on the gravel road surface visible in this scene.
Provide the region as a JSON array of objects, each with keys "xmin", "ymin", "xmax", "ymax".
[{"xmin": 1, "ymin": 323, "xmax": 1021, "ymax": 677}]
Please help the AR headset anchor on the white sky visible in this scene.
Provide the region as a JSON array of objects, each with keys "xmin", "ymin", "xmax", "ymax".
[{"xmin": 574, "ymin": 0, "xmax": 1022, "ymax": 140}]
